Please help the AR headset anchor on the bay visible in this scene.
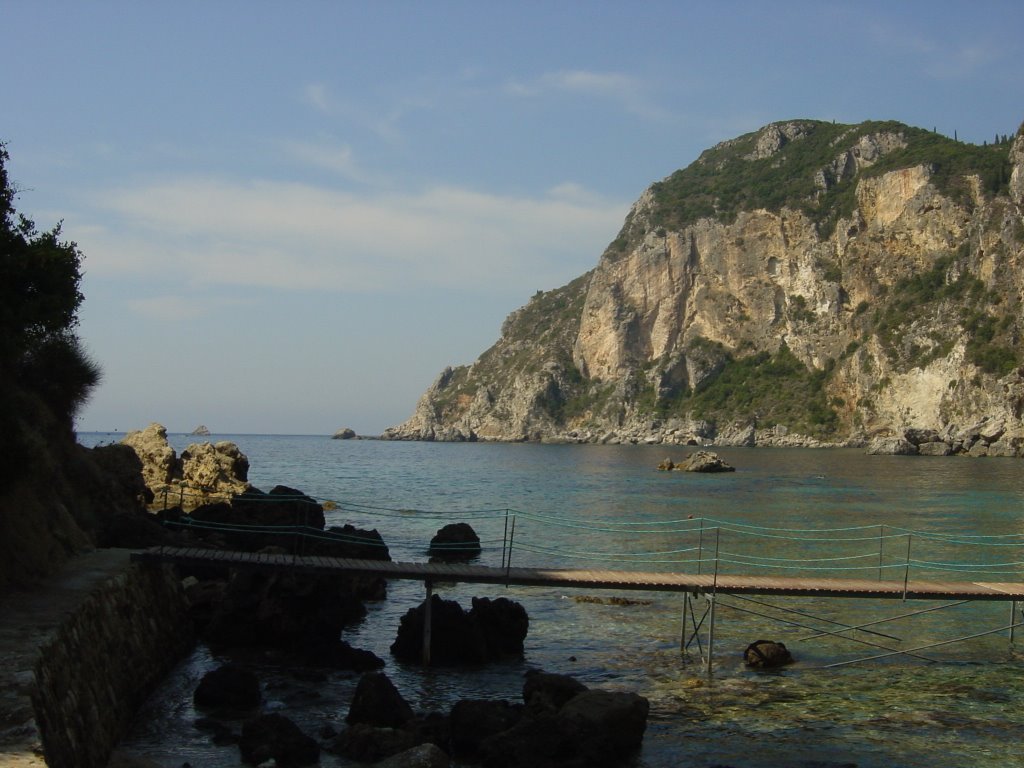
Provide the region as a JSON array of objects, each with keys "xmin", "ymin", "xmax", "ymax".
[{"xmin": 81, "ymin": 433, "xmax": 1024, "ymax": 767}]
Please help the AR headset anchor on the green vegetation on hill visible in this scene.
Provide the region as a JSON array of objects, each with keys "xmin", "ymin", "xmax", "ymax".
[
  {"xmin": 606, "ymin": 120, "xmax": 1013, "ymax": 255},
  {"xmin": 649, "ymin": 343, "xmax": 838, "ymax": 438}
]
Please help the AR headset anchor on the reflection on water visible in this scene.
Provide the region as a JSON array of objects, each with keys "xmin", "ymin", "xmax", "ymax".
[{"xmin": 82, "ymin": 435, "xmax": 1024, "ymax": 767}]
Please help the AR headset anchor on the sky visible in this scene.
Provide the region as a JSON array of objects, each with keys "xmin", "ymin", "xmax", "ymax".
[{"xmin": 3, "ymin": 1, "xmax": 1023, "ymax": 435}]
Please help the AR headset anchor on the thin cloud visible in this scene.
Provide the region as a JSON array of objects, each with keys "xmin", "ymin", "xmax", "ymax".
[
  {"xmin": 126, "ymin": 295, "xmax": 217, "ymax": 320},
  {"xmin": 868, "ymin": 24, "xmax": 999, "ymax": 79},
  {"xmin": 86, "ymin": 176, "xmax": 628, "ymax": 296},
  {"xmin": 302, "ymin": 83, "xmax": 332, "ymax": 113},
  {"xmin": 298, "ymin": 82, "xmax": 425, "ymax": 143},
  {"xmin": 284, "ymin": 140, "xmax": 384, "ymax": 185},
  {"xmin": 506, "ymin": 68, "xmax": 670, "ymax": 121}
]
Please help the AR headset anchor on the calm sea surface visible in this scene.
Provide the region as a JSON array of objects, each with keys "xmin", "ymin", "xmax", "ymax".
[{"xmin": 80, "ymin": 434, "xmax": 1024, "ymax": 768}]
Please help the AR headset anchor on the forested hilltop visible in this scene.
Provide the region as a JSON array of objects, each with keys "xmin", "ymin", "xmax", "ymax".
[
  {"xmin": 385, "ymin": 118, "xmax": 1024, "ymax": 453},
  {"xmin": 0, "ymin": 145, "xmax": 147, "ymax": 590}
]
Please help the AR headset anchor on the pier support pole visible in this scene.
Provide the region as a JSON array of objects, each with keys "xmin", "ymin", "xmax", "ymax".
[
  {"xmin": 705, "ymin": 594, "xmax": 716, "ymax": 674},
  {"xmin": 1011, "ymin": 601, "xmax": 1018, "ymax": 643},
  {"xmin": 705, "ymin": 527, "xmax": 720, "ymax": 675},
  {"xmin": 422, "ymin": 580, "xmax": 433, "ymax": 666},
  {"xmin": 680, "ymin": 595, "xmax": 689, "ymax": 655}
]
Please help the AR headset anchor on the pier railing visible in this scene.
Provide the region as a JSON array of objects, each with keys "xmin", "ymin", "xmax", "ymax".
[{"xmin": 152, "ymin": 485, "xmax": 1024, "ymax": 584}]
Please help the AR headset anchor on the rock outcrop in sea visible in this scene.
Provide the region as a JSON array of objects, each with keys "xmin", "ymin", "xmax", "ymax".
[{"xmin": 384, "ymin": 119, "xmax": 1024, "ymax": 455}]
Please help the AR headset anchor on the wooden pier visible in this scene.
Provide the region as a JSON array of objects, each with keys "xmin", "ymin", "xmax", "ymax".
[
  {"xmin": 133, "ymin": 546, "xmax": 1024, "ymax": 669},
  {"xmin": 131, "ymin": 546, "xmax": 1024, "ymax": 601}
]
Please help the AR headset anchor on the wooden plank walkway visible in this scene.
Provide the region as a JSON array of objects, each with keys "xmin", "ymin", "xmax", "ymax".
[{"xmin": 131, "ymin": 546, "xmax": 1024, "ymax": 602}]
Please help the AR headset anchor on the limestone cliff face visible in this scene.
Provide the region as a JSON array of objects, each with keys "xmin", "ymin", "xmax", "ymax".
[{"xmin": 385, "ymin": 119, "xmax": 1024, "ymax": 450}]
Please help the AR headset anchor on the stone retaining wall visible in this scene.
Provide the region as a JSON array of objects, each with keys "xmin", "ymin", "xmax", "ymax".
[{"xmin": 29, "ymin": 560, "xmax": 194, "ymax": 768}]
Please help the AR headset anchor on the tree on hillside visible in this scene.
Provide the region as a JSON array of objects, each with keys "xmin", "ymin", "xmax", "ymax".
[{"xmin": 0, "ymin": 143, "xmax": 100, "ymax": 451}]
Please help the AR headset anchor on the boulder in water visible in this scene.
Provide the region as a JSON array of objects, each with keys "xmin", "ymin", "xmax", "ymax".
[
  {"xmin": 429, "ymin": 522, "xmax": 482, "ymax": 560},
  {"xmin": 743, "ymin": 639, "xmax": 794, "ymax": 668},
  {"xmin": 679, "ymin": 450, "xmax": 735, "ymax": 473}
]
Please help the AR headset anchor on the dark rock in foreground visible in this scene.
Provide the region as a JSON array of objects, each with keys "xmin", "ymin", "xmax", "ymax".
[
  {"xmin": 523, "ymin": 670, "xmax": 588, "ymax": 713},
  {"xmin": 347, "ymin": 671, "xmax": 415, "ymax": 728},
  {"xmin": 239, "ymin": 713, "xmax": 319, "ymax": 767},
  {"xmin": 333, "ymin": 722, "xmax": 420, "ymax": 763},
  {"xmin": 375, "ymin": 743, "xmax": 450, "ymax": 768},
  {"xmin": 390, "ymin": 594, "xmax": 529, "ymax": 665},
  {"xmin": 450, "ymin": 699, "xmax": 523, "ymax": 758},
  {"xmin": 333, "ymin": 668, "xmax": 648, "ymax": 768},
  {"xmin": 478, "ymin": 672, "xmax": 649, "ymax": 768},
  {"xmin": 194, "ymin": 664, "xmax": 261, "ymax": 710}
]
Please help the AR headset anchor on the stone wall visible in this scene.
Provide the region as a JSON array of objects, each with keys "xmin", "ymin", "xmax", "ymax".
[{"xmin": 29, "ymin": 560, "xmax": 194, "ymax": 768}]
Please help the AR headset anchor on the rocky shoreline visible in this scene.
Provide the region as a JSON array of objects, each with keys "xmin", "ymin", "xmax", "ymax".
[{"xmin": 382, "ymin": 414, "xmax": 1024, "ymax": 457}]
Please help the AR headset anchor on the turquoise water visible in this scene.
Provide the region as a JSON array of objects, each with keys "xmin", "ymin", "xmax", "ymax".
[{"xmin": 83, "ymin": 434, "xmax": 1024, "ymax": 767}]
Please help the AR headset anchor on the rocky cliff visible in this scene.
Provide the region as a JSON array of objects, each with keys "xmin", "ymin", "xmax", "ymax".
[{"xmin": 385, "ymin": 119, "xmax": 1024, "ymax": 452}]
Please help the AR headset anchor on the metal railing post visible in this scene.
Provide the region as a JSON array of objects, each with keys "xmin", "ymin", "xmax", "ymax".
[
  {"xmin": 505, "ymin": 515, "xmax": 516, "ymax": 585},
  {"xmin": 502, "ymin": 509, "xmax": 510, "ymax": 569},
  {"xmin": 878, "ymin": 524, "xmax": 885, "ymax": 581},
  {"xmin": 902, "ymin": 533, "xmax": 913, "ymax": 600},
  {"xmin": 697, "ymin": 519, "xmax": 705, "ymax": 575}
]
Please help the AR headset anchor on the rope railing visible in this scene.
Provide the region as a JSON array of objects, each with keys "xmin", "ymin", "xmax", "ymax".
[{"xmin": 152, "ymin": 482, "xmax": 1024, "ymax": 581}]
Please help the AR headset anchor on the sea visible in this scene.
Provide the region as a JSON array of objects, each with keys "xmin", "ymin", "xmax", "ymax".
[{"xmin": 78, "ymin": 433, "xmax": 1024, "ymax": 768}]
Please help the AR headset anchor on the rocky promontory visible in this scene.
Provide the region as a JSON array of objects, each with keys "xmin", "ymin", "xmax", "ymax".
[{"xmin": 384, "ymin": 119, "xmax": 1024, "ymax": 456}]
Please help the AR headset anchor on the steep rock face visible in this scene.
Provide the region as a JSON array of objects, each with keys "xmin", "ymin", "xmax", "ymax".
[{"xmin": 386, "ymin": 119, "xmax": 1024, "ymax": 449}]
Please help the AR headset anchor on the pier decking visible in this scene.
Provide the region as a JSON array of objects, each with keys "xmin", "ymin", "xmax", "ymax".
[{"xmin": 131, "ymin": 546, "xmax": 1024, "ymax": 601}]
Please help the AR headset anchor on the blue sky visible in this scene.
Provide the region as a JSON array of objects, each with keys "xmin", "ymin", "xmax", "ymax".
[{"xmin": 3, "ymin": 1, "xmax": 1022, "ymax": 435}]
